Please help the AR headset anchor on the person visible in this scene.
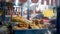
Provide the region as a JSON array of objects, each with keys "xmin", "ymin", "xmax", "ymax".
[
  {"xmin": 48, "ymin": 19, "xmax": 56, "ymax": 34},
  {"xmin": 42, "ymin": 17, "xmax": 50, "ymax": 26},
  {"xmin": 42, "ymin": 17, "xmax": 52, "ymax": 34},
  {"xmin": 0, "ymin": 21, "xmax": 2, "ymax": 25},
  {"xmin": 49, "ymin": 19, "xmax": 56, "ymax": 28}
]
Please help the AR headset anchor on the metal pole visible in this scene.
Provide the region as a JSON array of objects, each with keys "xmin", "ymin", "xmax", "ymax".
[
  {"xmin": 27, "ymin": 0, "xmax": 30, "ymax": 20},
  {"xmin": 20, "ymin": 3, "xmax": 23, "ymax": 16},
  {"xmin": 21, "ymin": 3, "xmax": 23, "ymax": 16}
]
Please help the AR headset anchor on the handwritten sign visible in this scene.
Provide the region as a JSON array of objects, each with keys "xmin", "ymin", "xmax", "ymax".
[{"xmin": 43, "ymin": 9, "xmax": 54, "ymax": 17}]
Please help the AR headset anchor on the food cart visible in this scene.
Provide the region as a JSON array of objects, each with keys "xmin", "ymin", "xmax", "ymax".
[{"xmin": 0, "ymin": 0, "xmax": 57, "ymax": 34}]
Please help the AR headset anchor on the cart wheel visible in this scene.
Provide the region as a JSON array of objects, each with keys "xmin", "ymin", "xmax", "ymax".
[{"xmin": 45, "ymin": 30, "xmax": 52, "ymax": 34}]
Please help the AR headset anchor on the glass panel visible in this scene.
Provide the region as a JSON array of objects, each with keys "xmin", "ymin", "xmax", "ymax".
[
  {"xmin": 11, "ymin": 6, "xmax": 21, "ymax": 17},
  {"xmin": 22, "ymin": 2, "xmax": 28, "ymax": 19}
]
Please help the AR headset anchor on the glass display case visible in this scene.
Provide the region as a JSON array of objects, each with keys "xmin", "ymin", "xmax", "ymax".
[{"xmin": 0, "ymin": 0, "xmax": 57, "ymax": 34}]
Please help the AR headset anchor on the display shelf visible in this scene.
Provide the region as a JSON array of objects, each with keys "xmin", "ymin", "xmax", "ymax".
[{"xmin": 13, "ymin": 28, "xmax": 48, "ymax": 34}]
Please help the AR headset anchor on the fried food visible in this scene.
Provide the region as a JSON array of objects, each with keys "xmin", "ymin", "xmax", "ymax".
[
  {"xmin": 13, "ymin": 26, "xmax": 28, "ymax": 30},
  {"xmin": 38, "ymin": 24, "xmax": 47, "ymax": 28},
  {"xmin": 12, "ymin": 16, "xmax": 48, "ymax": 30},
  {"xmin": 30, "ymin": 23, "xmax": 40, "ymax": 29}
]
